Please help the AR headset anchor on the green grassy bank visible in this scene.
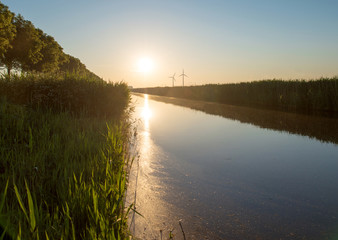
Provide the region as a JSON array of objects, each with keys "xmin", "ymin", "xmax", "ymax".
[
  {"xmin": 0, "ymin": 74, "xmax": 132, "ymax": 239},
  {"xmin": 133, "ymin": 77, "xmax": 338, "ymax": 116}
]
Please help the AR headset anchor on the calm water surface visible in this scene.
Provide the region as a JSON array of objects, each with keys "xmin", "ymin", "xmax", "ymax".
[{"xmin": 127, "ymin": 94, "xmax": 338, "ymax": 240}]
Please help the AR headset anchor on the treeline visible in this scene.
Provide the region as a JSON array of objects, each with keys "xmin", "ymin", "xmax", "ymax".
[
  {"xmin": 0, "ymin": 1, "xmax": 99, "ymax": 79},
  {"xmin": 133, "ymin": 77, "xmax": 338, "ymax": 115}
]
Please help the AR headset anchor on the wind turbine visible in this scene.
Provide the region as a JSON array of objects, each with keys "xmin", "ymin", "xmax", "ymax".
[
  {"xmin": 169, "ymin": 73, "xmax": 176, "ymax": 87},
  {"xmin": 179, "ymin": 69, "xmax": 188, "ymax": 87}
]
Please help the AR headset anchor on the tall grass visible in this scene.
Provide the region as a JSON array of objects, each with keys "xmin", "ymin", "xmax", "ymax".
[
  {"xmin": 133, "ymin": 77, "xmax": 338, "ymax": 115},
  {"xmin": 0, "ymin": 73, "xmax": 130, "ymax": 119},
  {"xmin": 0, "ymin": 74, "xmax": 133, "ymax": 239}
]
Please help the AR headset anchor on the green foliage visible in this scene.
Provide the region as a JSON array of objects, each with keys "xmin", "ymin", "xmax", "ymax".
[
  {"xmin": 134, "ymin": 77, "xmax": 338, "ymax": 115},
  {"xmin": 0, "ymin": 73, "xmax": 130, "ymax": 119},
  {"xmin": 1, "ymin": 14, "xmax": 44, "ymax": 75},
  {"xmin": 28, "ymin": 29, "xmax": 66, "ymax": 73},
  {"xmin": 58, "ymin": 54, "xmax": 102, "ymax": 80},
  {"xmin": 0, "ymin": 2, "xmax": 100, "ymax": 78},
  {"xmin": 0, "ymin": 72, "xmax": 132, "ymax": 239},
  {"xmin": 0, "ymin": 99, "xmax": 132, "ymax": 239},
  {"xmin": 0, "ymin": 2, "xmax": 16, "ymax": 56},
  {"xmin": 59, "ymin": 54, "xmax": 86, "ymax": 74}
]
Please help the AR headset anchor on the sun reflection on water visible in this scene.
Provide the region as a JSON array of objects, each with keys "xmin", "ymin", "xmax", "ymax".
[
  {"xmin": 129, "ymin": 94, "xmax": 175, "ymax": 239},
  {"xmin": 139, "ymin": 94, "xmax": 153, "ymax": 170},
  {"xmin": 141, "ymin": 94, "xmax": 152, "ymax": 130}
]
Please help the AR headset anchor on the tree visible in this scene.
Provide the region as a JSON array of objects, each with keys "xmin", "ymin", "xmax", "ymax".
[
  {"xmin": 0, "ymin": 15, "xmax": 43, "ymax": 75},
  {"xmin": 0, "ymin": 2, "xmax": 101, "ymax": 79},
  {"xmin": 0, "ymin": 2, "xmax": 15, "ymax": 61},
  {"xmin": 29, "ymin": 29, "xmax": 66, "ymax": 72},
  {"xmin": 59, "ymin": 54, "xmax": 86, "ymax": 73}
]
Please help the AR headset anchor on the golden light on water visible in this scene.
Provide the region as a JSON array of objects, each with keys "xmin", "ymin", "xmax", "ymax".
[
  {"xmin": 139, "ymin": 94, "xmax": 152, "ymax": 168},
  {"xmin": 141, "ymin": 94, "xmax": 152, "ymax": 130},
  {"xmin": 128, "ymin": 95, "xmax": 173, "ymax": 239},
  {"xmin": 137, "ymin": 94, "xmax": 155, "ymax": 179}
]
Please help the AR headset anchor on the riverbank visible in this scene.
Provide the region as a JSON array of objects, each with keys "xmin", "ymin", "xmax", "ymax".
[
  {"xmin": 133, "ymin": 77, "xmax": 338, "ymax": 116},
  {"xmin": 0, "ymin": 74, "xmax": 132, "ymax": 239}
]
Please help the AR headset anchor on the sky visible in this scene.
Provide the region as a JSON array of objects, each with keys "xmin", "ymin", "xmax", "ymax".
[{"xmin": 2, "ymin": 0, "xmax": 338, "ymax": 87}]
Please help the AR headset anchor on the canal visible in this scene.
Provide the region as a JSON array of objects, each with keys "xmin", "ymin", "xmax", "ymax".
[{"xmin": 127, "ymin": 93, "xmax": 338, "ymax": 240}]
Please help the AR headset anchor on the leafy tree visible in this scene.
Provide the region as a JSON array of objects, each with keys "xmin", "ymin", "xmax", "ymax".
[
  {"xmin": 29, "ymin": 29, "xmax": 66, "ymax": 72},
  {"xmin": 0, "ymin": 2, "xmax": 101, "ymax": 79},
  {"xmin": 59, "ymin": 54, "xmax": 86, "ymax": 73},
  {"xmin": 59, "ymin": 54, "xmax": 102, "ymax": 80},
  {"xmin": 0, "ymin": 2, "xmax": 15, "ymax": 61},
  {"xmin": 0, "ymin": 15, "xmax": 43, "ymax": 75}
]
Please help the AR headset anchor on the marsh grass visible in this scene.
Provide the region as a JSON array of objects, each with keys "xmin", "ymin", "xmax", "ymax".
[
  {"xmin": 0, "ymin": 73, "xmax": 130, "ymax": 119},
  {"xmin": 0, "ymin": 74, "xmax": 132, "ymax": 239},
  {"xmin": 134, "ymin": 77, "xmax": 338, "ymax": 115}
]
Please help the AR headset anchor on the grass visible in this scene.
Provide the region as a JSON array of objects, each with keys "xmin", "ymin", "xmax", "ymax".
[
  {"xmin": 0, "ymin": 72, "xmax": 130, "ymax": 119},
  {"xmin": 0, "ymin": 73, "xmax": 133, "ymax": 239},
  {"xmin": 133, "ymin": 77, "xmax": 338, "ymax": 116}
]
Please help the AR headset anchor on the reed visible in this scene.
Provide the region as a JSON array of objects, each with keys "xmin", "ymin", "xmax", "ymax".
[
  {"xmin": 133, "ymin": 77, "xmax": 338, "ymax": 115},
  {"xmin": 0, "ymin": 73, "xmax": 132, "ymax": 239},
  {"xmin": 0, "ymin": 72, "xmax": 130, "ymax": 119}
]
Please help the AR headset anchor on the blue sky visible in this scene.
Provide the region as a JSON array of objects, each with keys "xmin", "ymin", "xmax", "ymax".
[{"xmin": 2, "ymin": 0, "xmax": 338, "ymax": 87}]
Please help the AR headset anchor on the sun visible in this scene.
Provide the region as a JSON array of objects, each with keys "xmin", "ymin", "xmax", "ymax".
[{"xmin": 137, "ymin": 57, "xmax": 154, "ymax": 73}]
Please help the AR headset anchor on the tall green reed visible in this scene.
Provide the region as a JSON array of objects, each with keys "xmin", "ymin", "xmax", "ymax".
[
  {"xmin": 0, "ymin": 73, "xmax": 130, "ymax": 119},
  {"xmin": 0, "ymin": 99, "xmax": 132, "ymax": 239},
  {"xmin": 133, "ymin": 77, "xmax": 338, "ymax": 115},
  {"xmin": 0, "ymin": 72, "xmax": 132, "ymax": 239}
]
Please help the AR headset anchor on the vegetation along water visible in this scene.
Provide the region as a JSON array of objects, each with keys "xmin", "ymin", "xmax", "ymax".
[
  {"xmin": 1, "ymin": 1, "xmax": 338, "ymax": 239},
  {"xmin": 1, "ymin": 2, "xmax": 133, "ymax": 239},
  {"xmin": 133, "ymin": 77, "xmax": 338, "ymax": 116},
  {"xmin": 0, "ymin": 74, "xmax": 132, "ymax": 239}
]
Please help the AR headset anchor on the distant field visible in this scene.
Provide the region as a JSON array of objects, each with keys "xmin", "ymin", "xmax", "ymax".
[{"xmin": 133, "ymin": 77, "xmax": 338, "ymax": 116}]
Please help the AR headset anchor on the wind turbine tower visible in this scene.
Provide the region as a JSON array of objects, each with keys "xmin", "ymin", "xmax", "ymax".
[
  {"xmin": 169, "ymin": 73, "xmax": 176, "ymax": 87},
  {"xmin": 179, "ymin": 69, "xmax": 188, "ymax": 87}
]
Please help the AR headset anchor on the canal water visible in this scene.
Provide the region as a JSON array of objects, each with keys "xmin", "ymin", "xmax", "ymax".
[{"xmin": 127, "ymin": 94, "xmax": 338, "ymax": 240}]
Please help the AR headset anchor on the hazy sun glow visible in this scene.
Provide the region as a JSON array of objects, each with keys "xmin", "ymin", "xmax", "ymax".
[{"xmin": 137, "ymin": 57, "xmax": 154, "ymax": 73}]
